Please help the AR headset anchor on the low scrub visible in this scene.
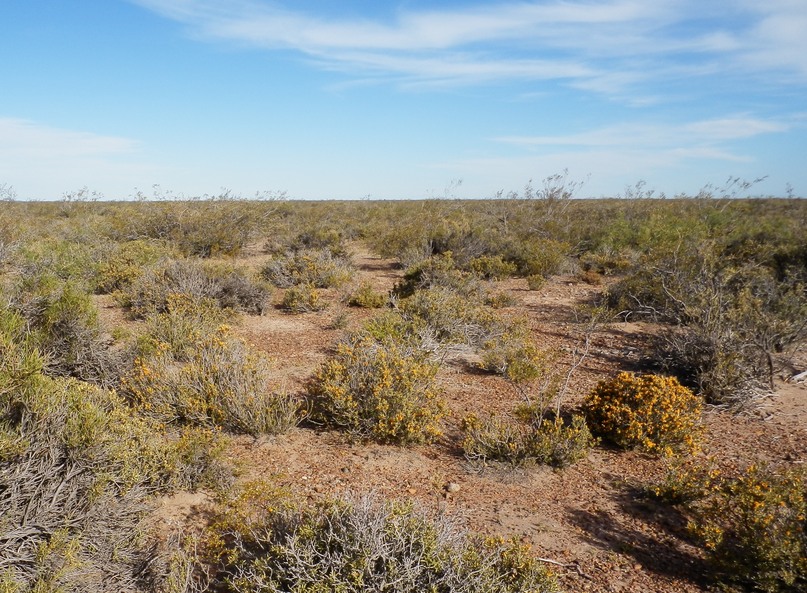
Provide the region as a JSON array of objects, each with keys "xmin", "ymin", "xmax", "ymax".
[
  {"xmin": 205, "ymin": 488, "xmax": 561, "ymax": 593},
  {"xmin": 0, "ymin": 311, "xmax": 229, "ymax": 592},
  {"xmin": 462, "ymin": 413, "xmax": 593, "ymax": 468},
  {"xmin": 584, "ymin": 372, "xmax": 702, "ymax": 456},
  {"xmin": 122, "ymin": 258, "xmax": 271, "ymax": 317},
  {"xmin": 307, "ymin": 334, "xmax": 444, "ymax": 445},
  {"xmin": 122, "ymin": 317, "xmax": 297, "ymax": 437},
  {"xmin": 347, "ymin": 280, "xmax": 388, "ymax": 308},
  {"xmin": 688, "ymin": 464, "xmax": 807, "ymax": 593},
  {"xmin": 261, "ymin": 248, "xmax": 353, "ymax": 289},
  {"xmin": 4, "ymin": 274, "xmax": 122, "ymax": 387},
  {"xmin": 280, "ymin": 283, "xmax": 326, "ymax": 313},
  {"xmin": 607, "ymin": 244, "xmax": 807, "ymax": 406}
]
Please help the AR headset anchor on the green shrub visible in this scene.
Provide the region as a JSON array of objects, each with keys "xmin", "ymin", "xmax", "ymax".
[
  {"xmin": 526, "ymin": 274, "xmax": 546, "ymax": 291},
  {"xmin": 470, "ymin": 255, "xmax": 517, "ymax": 280},
  {"xmin": 462, "ymin": 414, "xmax": 593, "ymax": 468},
  {"xmin": 280, "ymin": 283, "xmax": 326, "ymax": 313},
  {"xmin": 261, "ymin": 248, "xmax": 353, "ymax": 288},
  {"xmin": 347, "ymin": 280, "xmax": 388, "ymax": 308},
  {"xmin": 4, "ymin": 275, "xmax": 122, "ymax": 386},
  {"xmin": 688, "ymin": 465, "xmax": 807, "ymax": 592},
  {"xmin": 122, "ymin": 327, "xmax": 297, "ymax": 437},
  {"xmin": 584, "ymin": 372, "xmax": 702, "ymax": 455},
  {"xmin": 0, "ymin": 315, "xmax": 230, "ymax": 591},
  {"xmin": 94, "ymin": 239, "xmax": 176, "ymax": 294},
  {"xmin": 122, "ymin": 258, "xmax": 271, "ymax": 317},
  {"xmin": 607, "ymin": 244, "xmax": 807, "ymax": 405},
  {"xmin": 478, "ymin": 323, "xmax": 547, "ymax": 384},
  {"xmin": 206, "ymin": 489, "xmax": 560, "ymax": 593},
  {"xmin": 398, "ymin": 287, "xmax": 498, "ymax": 351},
  {"xmin": 307, "ymin": 335, "xmax": 444, "ymax": 444},
  {"xmin": 393, "ymin": 252, "xmax": 483, "ymax": 299}
]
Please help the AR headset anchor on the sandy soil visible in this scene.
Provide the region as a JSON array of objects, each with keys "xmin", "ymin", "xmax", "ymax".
[{"xmin": 150, "ymin": 244, "xmax": 807, "ymax": 593}]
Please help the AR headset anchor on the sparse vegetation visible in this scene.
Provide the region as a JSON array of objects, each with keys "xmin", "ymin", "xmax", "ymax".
[{"xmin": 0, "ymin": 193, "xmax": 804, "ymax": 593}]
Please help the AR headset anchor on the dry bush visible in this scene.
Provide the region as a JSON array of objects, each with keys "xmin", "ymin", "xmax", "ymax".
[
  {"xmin": 469, "ymin": 254, "xmax": 517, "ymax": 280},
  {"xmin": 93, "ymin": 239, "xmax": 177, "ymax": 294},
  {"xmin": 393, "ymin": 251, "xmax": 484, "ymax": 299},
  {"xmin": 205, "ymin": 488, "xmax": 560, "ymax": 593},
  {"xmin": 123, "ymin": 325, "xmax": 297, "ymax": 437},
  {"xmin": 0, "ymin": 313, "xmax": 229, "ymax": 592},
  {"xmin": 584, "ymin": 372, "xmax": 702, "ymax": 456},
  {"xmin": 122, "ymin": 258, "xmax": 271, "ymax": 317},
  {"xmin": 608, "ymin": 244, "xmax": 807, "ymax": 406},
  {"xmin": 462, "ymin": 414, "xmax": 593, "ymax": 468},
  {"xmin": 4, "ymin": 275, "xmax": 123, "ymax": 387},
  {"xmin": 261, "ymin": 248, "xmax": 354, "ymax": 289},
  {"xmin": 280, "ymin": 284, "xmax": 326, "ymax": 313},
  {"xmin": 346, "ymin": 280, "xmax": 388, "ymax": 308},
  {"xmin": 307, "ymin": 334, "xmax": 444, "ymax": 445}
]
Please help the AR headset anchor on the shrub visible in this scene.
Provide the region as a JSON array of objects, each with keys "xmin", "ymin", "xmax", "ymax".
[
  {"xmin": 607, "ymin": 245, "xmax": 807, "ymax": 406},
  {"xmin": 398, "ymin": 287, "xmax": 498, "ymax": 351},
  {"xmin": 688, "ymin": 465, "xmax": 807, "ymax": 592},
  {"xmin": 280, "ymin": 283, "xmax": 326, "ymax": 313},
  {"xmin": 0, "ymin": 321, "xmax": 230, "ymax": 591},
  {"xmin": 347, "ymin": 280, "xmax": 388, "ymax": 308},
  {"xmin": 122, "ymin": 326, "xmax": 297, "ymax": 437},
  {"xmin": 470, "ymin": 255, "xmax": 517, "ymax": 280},
  {"xmin": 393, "ymin": 252, "xmax": 483, "ymax": 299},
  {"xmin": 478, "ymin": 323, "xmax": 547, "ymax": 384},
  {"xmin": 506, "ymin": 238, "xmax": 569, "ymax": 279},
  {"xmin": 4, "ymin": 275, "xmax": 122, "ymax": 387},
  {"xmin": 462, "ymin": 414, "xmax": 594, "ymax": 468},
  {"xmin": 261, "ymin": 248, "xmax": 353, "ymax": 289},
  {"xmin": 122, "ymin": 258, "xmax": 271, "ymax": 317},
  {"xmin": 526, "ymin": 274, "xmax": 546, "ymax": 291},
  {"xmin": 307, "ymin": 335, "xmax": 444, "ymax": 445},
  {"xmin": 584, "ymin": 372, "xmax": 702, "ymax": 455},
  {"xmin": 206, "ymin": 489, "xmax": 561, "ymax": 593},
  {"xmin": 94, "ymin": 239, "xmax": 176, "ymax": 294}
]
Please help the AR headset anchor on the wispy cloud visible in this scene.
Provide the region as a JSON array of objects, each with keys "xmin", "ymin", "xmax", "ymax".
[
  {"xmin": 0, "ymin": 118, "xmax": 155, "ymax": 199},
  {"xmin": 495, "ymin": 116, "xmax": 789, "ymax": 153},
  {"xmin": 129, "ymin": 0, "xmax": 807, "ymax": 94},
  {"xmin": 0, "ymin": 118, "xmax": 138, "ymax": 160}
]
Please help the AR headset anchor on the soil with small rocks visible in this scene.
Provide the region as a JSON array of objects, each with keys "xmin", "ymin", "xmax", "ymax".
[{"xmin": 151, "ymin": 244, "xmax": 807, "ymax": 593}]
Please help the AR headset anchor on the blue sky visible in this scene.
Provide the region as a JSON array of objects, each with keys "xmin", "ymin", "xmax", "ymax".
[{"xmin": 2, "ymin": 0, "xmax": 806, "ymax": 200}]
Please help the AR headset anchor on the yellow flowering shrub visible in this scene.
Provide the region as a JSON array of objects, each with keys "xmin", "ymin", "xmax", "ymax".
[
  {"xmin": 584, "ymin": 372, "xmax": 702, "ymax": 455},
  {"xmin": 688, "ymin": 465, "xmax": 807, "ymax": 592},
  {"xmin": 307, "ymin": 336, "xmax": 444, "ymax": 444},
  {"xmin": 122, "ymin": 326, "xmax": 297, "ymax": 436},
  {"xmin": 281, "ymin": 283, "xmax": 326, "ymax": 313}
]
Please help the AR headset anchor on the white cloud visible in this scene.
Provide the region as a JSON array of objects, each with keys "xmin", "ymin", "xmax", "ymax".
[
  {"xmin": 495, "ymin": 116, "xmax": 789, "ymax": 150},
  {"xmin": 0, "ymin": 118, "xmax": 157, "ymax": 199},
  {"xmin": 130, "ymin": 0, "xmax": 807, "ymax": 93}
]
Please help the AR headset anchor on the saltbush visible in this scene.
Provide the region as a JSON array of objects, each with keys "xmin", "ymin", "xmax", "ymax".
[
  {"xmin": 280, "ymin": 283, "xmax": 326, "ymax": 313},
  {"xmin": 4, "ymin": 274, "xmax": 122, "ymax": 387},
  {"xmin": 206, "ymin": 489, "xmax": 561, "ymax": 593},
  {"xmin": 122, "ymin": 319, "xmax": 297, "ymax": 437},
  {"xmin": 584, "ymin": 372, "xmax": 702, "ymax": 455},
  {"xmin": 122, "ymin": 258, "xmax": 271, "ymax": 317},
  {"xmin": 462, "ymin": 414, "xmax": 593, "ymax": 468},
  {"xmin": 347, "ymin": 280, "xmax": 388, "ymax": 308},
  {"xmin": 261, "ymin": 248, "xmax": 353, "ymax": 289},
  {"xmin": 307, "ymin": 335, "xmax": 444, "ymax": 444}
]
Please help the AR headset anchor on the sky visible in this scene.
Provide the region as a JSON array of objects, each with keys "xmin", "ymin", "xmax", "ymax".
[{"xmin": 2, "ymin": 0, "xmax": 806, "ymax": 200}]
